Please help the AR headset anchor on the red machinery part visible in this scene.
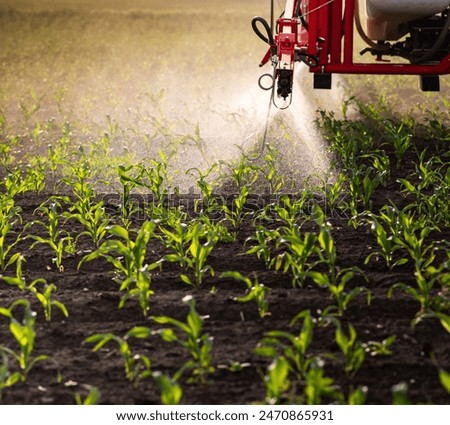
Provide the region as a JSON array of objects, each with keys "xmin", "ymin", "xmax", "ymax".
[{"xmin": 254, "ymin": 0, "xmax": 450, "ymax": 96}]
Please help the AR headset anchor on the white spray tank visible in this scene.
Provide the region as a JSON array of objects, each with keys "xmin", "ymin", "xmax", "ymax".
[{"xmin": 366, "ymin": 0, "xmax": 450, "ymax": 40}]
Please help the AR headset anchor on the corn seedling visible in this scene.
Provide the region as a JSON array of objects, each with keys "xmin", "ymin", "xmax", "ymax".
[
  {"xmin": 28, "ymin": 198, "xmax": 75, "ymax": 271},
  {"xmin": 388, "ymin": 265, "xmax": 449, "ymax": 323},
  {"xmin": 132, "ymin": 154, "xmax": 170, "ymax": 207},
  {"xmin": 304, "ymin": 360, "xmax": 342, "ymax": 405},
  {"xmin": 186, "ymin": 164, "xmax": 220, "ymax": 215},
  {"xmin": 256, "ymin": 310, "xmax": 315, "ymax": 379},
  {"xmin": 152, "ymin": 371, "xmax": 183, "ymax": 405},
  {"xmin": 117, "ymin": 164, "xmax": 142, "ymax": 226},
  {"xmin": 75, "ymin": 386, "xmax": 101, "ymax": 405},
  {"xmin": 263, "ymin": 145, "xmax": 285, "ymax": 193},
  {"xmin": 164, "ymin": 222, "xmax": 218, "ymax": 288},
  {"xmin": 334, "ymin": 323, "xmax": 365, "ymax": 377},
  {"xmin": 347, "ymin": 165, "xmax": 383, "ymax": 212},
  {"xmin": 0, "ymin": 197, "xmax": 23, "ymax": 271},
  {"xmin": 0, "ymin": 352, "xmax": 22, "ymax": 400},
  {"xmin": 151, "ymin": 295, "xmax": 214, "ymax": 383},
  {"xmin": 363, "ymin": 213, "xmax": 407, "ymax": 270},
  {"xmin": 245, "ymin": 226, "xmax": 279, "ymax": 269},
  {"xmin": 322, "ymin": 172, "xmax": 347, "ymax": 213},
  {"xmin": 383, "ymin": 118, "xmax": 413, "ymax": 168},
  {"xmin": 391, "ymin": 382, "xmax": 411, "ymax": 405},
  {"xmin": 28, "ymin": 279, "xmax": 69, "ymax": 322},
  {"xmin": 272, "ymin": 193, "xmax": 312, "ymax": 227},
  {"xmin": 262, "ymin": 356, "xmax": 292, "ymax": 404},
  {"xmin": 79, "ymin": 221, "xmax": 161, "ymax": 316},
  {"xmin": 308, "ymin": 269, "xmax": 370, "ymax": 317},
  {"xmin": 23, "ymin": 158, "xmax": 47, "ymax": 193},
  {"xmin": 395, "ymin": 212, "xmax": 436, "ymax": 270},
  {"xmin": 347, "ymin": 386, "xmax": 368, "ymax": 405},
  {"xmin": 85, "ymin": 326, "xmax": 152, "ymax": 386},
  {"xmin": 63, "ymin": 161, "xmax": 109, "ymax": 247},
  {"xmin": 221, "ymin": 271, "xmax": 270, "ymax": 318},
  {"xmin": 363, "ymin": 335, "xmax": 396, "ymax": 357},
  {"xmin": 277, "ymin": 226, "xmax": 318, "ymax": 287},
  {"xmin": 221, "ymin": 184, "xmax": 253, "ymax": 228},
  {"xmin": 0, "ymin": 299, "xmax": 49, "ymax": 380}
]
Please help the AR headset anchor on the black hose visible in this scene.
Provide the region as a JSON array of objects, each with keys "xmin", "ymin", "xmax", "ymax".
[
  {"xmin": 411, "ymin": 9, "xmax": 450, "ymax": 64},
  {"xmin": 252, "ymin": 16, "xmax": 274, "ymax": 45}
]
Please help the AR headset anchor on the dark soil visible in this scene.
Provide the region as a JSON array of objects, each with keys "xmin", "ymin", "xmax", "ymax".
[{"xmin": 0, "ymin": 137, "xmax": 449, "ymax": 406}]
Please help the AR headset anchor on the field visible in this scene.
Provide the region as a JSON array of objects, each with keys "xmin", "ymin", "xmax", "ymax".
[{"xmin": 0, "ymin": 0, "xmax": 449, "ymax": 405}]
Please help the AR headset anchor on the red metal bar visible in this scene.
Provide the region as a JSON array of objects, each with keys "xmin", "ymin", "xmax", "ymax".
[
  {"xmin": 329, "ymin": 0, "xmax": 343, "ymax": 64},
  {"xmin": 307, "ymin": 0, "xmax": 320, "ymax": 58},
  {"xmin": 318, "ymin": 0, "xmax": 330, "ymax": 64},
  {"xmin": 315, "ymin": 54, "xmax": 450, "ymax": 74},
  {"xmin": 343, "ymin": 0, "xmax": 355, "ymax": 65}
]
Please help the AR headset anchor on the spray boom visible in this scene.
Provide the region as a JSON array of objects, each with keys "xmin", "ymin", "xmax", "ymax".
[{"xmin": 253, "ymin": 0, "xmax": 450, "ymax": 107}]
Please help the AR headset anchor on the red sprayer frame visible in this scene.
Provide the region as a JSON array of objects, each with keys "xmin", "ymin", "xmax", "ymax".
[{"xmin": 256, "ymin": 0, "xmax": 450, "ymax": 100}]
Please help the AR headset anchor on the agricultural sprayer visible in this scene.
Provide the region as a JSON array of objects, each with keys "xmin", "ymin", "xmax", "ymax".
[{"xmin": 252, "ymin": 0, "xmax": 450, "ymax": 106}]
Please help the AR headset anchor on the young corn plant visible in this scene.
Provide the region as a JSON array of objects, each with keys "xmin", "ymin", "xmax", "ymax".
[
  {"xmin": 220, "ymin": 271, "xmax": 271, "ymax": 318},
  {"xmin": 79, "ymin": 221, "xmax": 161, "ymax": 316},
  {"xmin": 304, "ymin": 360, "xmax": 342, "ymax": 405},
  {"xmin": 151, "ymin": 295, "xmax": 214, "ymax": 383},
  {"xmin": 347, "ymin": 165, "xmax": 383, "ymax": 213},
  {"xmin": 28, "ymin": 198, "xmax": 75, "ymax": 271},
  {"xmin": 255, "ymin": 310, "xmax": 316, "ymax": 380},
  {"xmin": 221, "ymin": 185, "xmax": 253, "ymax": 228},
  {"xmin": 0, "ymin": 299, "xmax": 49, "ymax": 380},
  {"xmin": 123, "ymin": 153, "xmax": 170, "ymax": 215},
  {"xmin": 0, "ymin": 351, "xmax": 22, "ymax": 400},
  {"xmin": 164, "ymin": 222, "xmax": 218, "ymax": 288},
  {"xmin": 117, "ymin": 164, "xmax": 142, "ymax": 226},
  {"xmin": 0, "ymin": 196, "xmax": 23, "ymax": 271},
  {"xmin": 388, "ymin": 264, "xmax": 449, "ymax": 324},
  {"xmin": 245, "ymin": 226, "xmax": 279, "ymax": 269},
  {"xmin": 85, "ymin": 326, "xmax": 152, "ymax": 386},
  {"xmin": 363, "ymin": 335, "xmax": 396, "ymax": 357},
  {"xmin": 75, "ymin": 387, "xmax": 101, "ymax": 405},
  {"xmin": 186, "ymin": 164, "xmax": 220, "ymax": 215},
  {"xmin": 1, "ymin": 262, "xmax": 69, "ymax": 322},
  {"xmin": 363, "ymin": 213, "xmax": 407, "ymax": 270},
  {"xmin": 322, "ymin": 172, "xmax": 347, "ymax": 214},
  {"xmin": 395, "ymin": 210, "xmax": 436, "ymax": 270},
  {"xmin": 262, "ymin": 145, "xmax": 285, "ymax": 194},
  {"xmin": 272, "ymin": 192, "xmax": 313, "ymax": 227},
  {"xmin": 275, "ymin": 224, "xmax": 318, "ymax": 287},
  {"xmin": 221, "ymin": 157, "xmax": 260, "ymax": 227},
  {"xmin": 152, "ymin": 371, "xmax": 183, "ymax": 405},
  {"xmin": 307, "ymin": 269, "xmax": 370, "ymax": 317},
  {"xmin": 28, "ymin": 279, "xmax": 69, "ymax": 322},
  {"xmin": 383, "ymin": 118, "xmax": 413, "ymax": 168},
  {"xmin": 262, "ymin": 356, "xmax": 292, "ymax": 404},
  {"xmin": 334, "ymin": 322, "xmax": 366, "ymax": 378},
  {"xmin": 399, "ymin": 152, "xmax": 450, "ymax": 227},
  {"xmin": 63, "ymin": 161, "xmax": 109, "ymax": 247}
]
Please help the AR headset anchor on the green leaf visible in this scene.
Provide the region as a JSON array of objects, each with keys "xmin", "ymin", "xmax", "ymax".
[
  {"xmin": 85, "ymin": 334, "xmax": 113, "ymax": 352},
  {"xmin": 435, "ymin": 313, "xmax": 450, "ymax": 333},
  {"xmin": 159, "ymin": 328, "xmax": 178, "ymax": 343},
  {"xmin": 308, "ymin": 271, "xmax": 330, "ymax": 286},
  {"xmin": 108, "ymin": 225, "xmax": 129, "ymax": 240},
  {"xmin": 53, "ymin": 301, "xmax": 69, "ymax": 318},
  {"xmin": 180, "ymin": 274, "xmax": 192, "ymax": 285},
  {"xmin": 439, "ymin": 369, "xmax": 450, "ymax": 394},
  {"xmin": 126, "ymin": 326, "xmax": 152, "ymax": 339}
]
